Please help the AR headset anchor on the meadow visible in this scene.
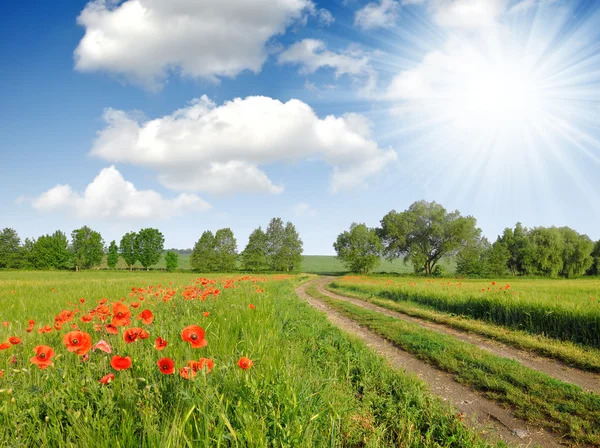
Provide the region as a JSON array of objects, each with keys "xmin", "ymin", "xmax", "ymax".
[
  {"xmin": 0, "ymin": 271, "xmax": 489, "ymax": 447},
  {"xmin": 329, "ymin": 276, "xmax": 600, "ymax": 347}
]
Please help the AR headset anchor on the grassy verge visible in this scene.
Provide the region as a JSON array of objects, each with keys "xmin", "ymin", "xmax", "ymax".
[
  {"xmin": 306, "ymin": 286, "xmax": 600, "ymax": 446},
  {"xmin": 327, "ymin": 284, "xmax": 600, "ymax": 373},
  {"xmin": 0, "ymin": 272, "xmax": 490, "ymax": 447}
]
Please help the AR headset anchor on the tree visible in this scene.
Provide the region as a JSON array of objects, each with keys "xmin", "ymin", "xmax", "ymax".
[
  {"xmin": 214, "ymin": 228, "xmax": 237, "ymax": 272},
  {"xmin": 496, "ymin": 223, "xmax": 533, "ymax": 275},
  {"xmin": 378, "ymin": 200, "xmax": 480, "ymax": 276},
  {"xmin": 558, "ymin": 227, "xmax": 594, "ymax": 278},
  {"xmin": 32, "ymin": 230, "xmax": 73, "ymax": 270},
  {"xmin": 165, "ymin": 251, "xmax": 179, "ymax": 272},
  {"xmin": 456, "ymin": 238, "xmax": 509, "ymax": 277},
  {"xmin": 120, "ymin": 232, "xmax": 138, "ymax": 271},
  {"xmin": 527, "ymin": 227, "xmax": 564, "ymax": 277},
  {"xmin": 191, "ymin": 231, "xmax": 216, "ymax": 272},
  {"xmin": 0, "ymin": 228, "xmax": 23, "ymax": 269},
  {"xmin": 107, "ymin": 240, "xmax": 119, "ymax": 269},
  {"xmin": 71, "ymin": 226, "xmax": 105, "ymax": 271},
  {"xmin": 334, "ymin": 223, "xmax": 382, "ymax": 274},
  {"xmin": 587, "ymin": 241, "xmax": 600, "ymax": 276},
  {"xmin": 282, "ymin": 222, "xmax": 303, "ymax": 272},
  {"xmin": 240, "ymin": 227, "xmax": 268, "ymax": 271},
  {"xmin": 135, "ymin": 228, "xmax": 165, "ymax": 270},
  {"xmin": 265, "ymin": 218, "xmax": 286, "ymax": 271}
]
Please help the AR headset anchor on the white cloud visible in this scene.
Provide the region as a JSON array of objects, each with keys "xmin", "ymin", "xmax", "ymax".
[
  {"xmin": 33, "ymin": 166, "xmax": 211, "ymax": 219},
  {"xmin": 318, "ymin": 8, "xmax": 335, "ymax": 25},
  {"xmin": 294, "ymin": 203, "xmax": 317, "ymax": 217},
  {"xmin": 432, "ymin": 0, "xmax": 505, "ymax": 28},
  {"xmin": 74, "ymin": 0, "xmax": 314, "ymax": 89},
  {"xmin": 90, "ymin": 95, "xmax": 397, "ymax": 194},
  {"xmin": 355, "ymin": 0, "xmax": 400, "ymax": 30}
]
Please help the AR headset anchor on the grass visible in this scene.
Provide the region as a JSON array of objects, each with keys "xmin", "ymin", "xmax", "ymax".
[
  {"xmin": 305, "ymin": 286, "xmax": 600, "ymax": 446},
  {"xmin": 330, "ymin": 276, "xmax": 600, "ymax": 347},
  {"xmin": 0, "ymin": 271, "xmax": 491, "ymax": 447},
  {"xmin": 326, "ymin": 284, "xmax": 600, "ymax": 372}
]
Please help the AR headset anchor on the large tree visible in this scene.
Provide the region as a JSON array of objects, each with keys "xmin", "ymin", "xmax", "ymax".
[
  {"xmin": 282, "ymin": 222, "xmax": 303, "ymax": 272},
  {"xmin": 265, "ymin": 218, "xmax": 286, "ymax": 271},
  {"xmin": 71, "ymin": 226, "xmax": 105, "ymax": 271},
  {"xmin": 496, "ymin": 223, "xmax": 533, "ymax": 275},
  {"xmin": 107, "ymin": 240, "xmax": 119, "ymax": 269},
  {"xmin": 378, "ymin": 200, "xmax": 480, "ymax": 276},
  {"xmin": 191, "ymin": 231, "xmax": 216, "ymax": 272},
  {"xmin": 32, "ymin": 230, "xmax": 73, "ymax": 270},
  {"xmin": 334, "ymin": 223, "xmax": 382, "ymax": 274},
  {"xmin": 214, "ymin": 228, "xmax": 237, "ymax": 272},
  {"xmin": 120, "ymin": 232, "xmax": 138, "ymax": 271},
  {"xmin": 136, "ymin": 228, "xmax": 165, "ymax": 270},
  {"xmin": 527, "ymin": 227, "xmax": 564, "ymax": 277},
  {"xmin": 588, "ymin": 241, "xmax": 600, "ymax": 276},
  {"xmin": 240, "ymin": 227, "xmax": 268, "ymax": 272},
  {"xmin": 0, "ymin": 228, "xmax": 23, "ymax": 269},
  {"xmin": 558, "ymin": 227, "xmax": 594, "ymax": 278},
  {"xmin": 165, "ymin": 250, "xmax": 179, "ymax": 272}
]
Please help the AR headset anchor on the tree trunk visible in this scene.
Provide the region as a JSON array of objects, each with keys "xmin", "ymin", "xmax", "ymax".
[{"xmin": 129, "ymin": 265, "xmax": 132, "ymax": 272}]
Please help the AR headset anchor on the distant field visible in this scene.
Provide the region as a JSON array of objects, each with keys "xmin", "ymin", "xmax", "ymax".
[{"xmin": 100, "ymin": 254, "xmax": 456, "ymax": 275}]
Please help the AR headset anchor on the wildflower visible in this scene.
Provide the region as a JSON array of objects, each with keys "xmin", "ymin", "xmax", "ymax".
[
  {"xmin": 0, "ymin": 342, "xmax": 11, "ymax": 350},
  {"xmin": 63, "ymin": 331, "xmax": 93, "ymax": 356},
  {"xmin": 181, "ymin": 325, "xmax": 207, "ymax": 348},
  {"xmin": 93, "ymin": 340, "xmax": 112, "ymax": 353},
  {"xmin": 154, "ymin": 337, "xmax": 168, "ymax": 351},
  {"xmin": 203, "ymin": 312, "xmax": 210, "ymax": 317},
  {"xmin": 30, "ymin": 345, "xmax": 55, "ymax": 370},
  {"xmin": 237, "ymin": 357, "xmax": 253, "ymax": 370},
  {"xmin": 179, "ymin": 367, "xmax": 196, "ymax": 380},
  {"xmin": 110, "ymin": 355, "xmax": 132, "ymax": 371},
  {"xmin": 105, "ymin": 324, "xmax": 119, "ymax": 335},
  {"xmin": 131, "ymin": 302, "xmax": 141, "ymax": 308},
  {"xmin": 79, "ymin": 298, "xmax": 85, "ymax": 304},
  {"xmin": 137, "ymin": 310, "xmax": 153, "ymax": 325},
  {"xmin": 248, "ymin": 304, "xmax": 255, "ymax": 310},
  {"xmin": 8, "ymin": 337, "xmax": 21, "ymax": 345},
  {"xmin": 157, "ymin": 357, "xmax": 175, "ymax": 375},
  {"xmin": 99, "ymin": 373, "xmax": 115, "ymax": 384},
  {"xmin": 38, "ymin": 326, "xmax": 53, "ymax": 334},
  {"xmin": 112, "ymin": 303, "xmax": 131, "ymax": 327},
  {"xmin": 123, "ymin": 327, "xmax": 149, "ymax": 344},
  {"xmin": 189, "ymin": 358, "xmax": 214, "ymax": 373}
]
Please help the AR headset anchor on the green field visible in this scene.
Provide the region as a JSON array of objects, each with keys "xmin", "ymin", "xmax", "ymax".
[{"xmin": 0, "ymin": 271, "xmax": 489, "ymax": 447}]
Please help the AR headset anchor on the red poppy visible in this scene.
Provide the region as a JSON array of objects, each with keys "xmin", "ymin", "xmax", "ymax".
[
  {"xmin": 179, "ymin": 366, "xmax": 196, "ymax": 380},
  {"xmin": 110, "ymin": 355, "xmax": 132, "ymax": 371},
  {"xmin": 157, "ymin": 357, "xmax": 175, "ymax": 374},
  {"xmin": 0, "ymin": 370, "xmax": 3, "ymax": 378},
  {"xmin": 105, "ymin": 324, "xmax": 119, "ymax": 335},
  {"xmin": 81, "ymin": 314, "xmax": 93, "ymax": 323},
  {"xmin": 8, "ymin": 337, "xmax": 21, "ymax": 345},
  {"xmin": 63, "ymin": 331, "xmax": 93, "ymax": 356},
  {"xmin": 112, "ymin": 302, "xmax": 131, "ymax": 327},
  {"xmin": 131, "ymin": 302, "xmax": 141, "ymax": 308},
  {"xmin": 248, "ymin": 304, "xmax": 256, "ymax": 310},
  {"xmin": 137, "ymin": 310, "xmax": 153, "ymax": 325},
  {"xmin": 203, "ymin": 312, "xmax": 210, "ymax": 317},
  {"xmin": 181, "ymin": 325, "xmax": 207, "ymax": 348},
  {"xmin": 237, "ymin": 357, "xmax": 253, "ymax": 370},
  {"xmin": 154, "ymin": 337, "xmax": 168, "ymax": 351},
  {"xmin": 123, "ymin": 327, "xmax": 148, "ymax": 344},
  {"xmin": 79, "ymin": 298, "xmax": 85, "ymax": 304},
  {"xmin": 54, "ymin": 322, "xmax": 63, "ymax": 331},
  {"xmin": 188, "ymin": 358, "xmax": 214, "ymax": 373},
  {"xmin": 2, "ymin": 322, "xmax": 8, "ymax": 327},
  {"xmin": 93, "ymin": 339, "xmax": 112, "ymax": 353},
  {"xmin": 0, "ymin": 342, "xmax": 11, "ymax": 351},
  {"xmin": 38, "ymin": 326, "xmax": 53, "ymax": 334},
  {"xmin": 30, "ymin": 345, "xmax": 55, "ymax": 370},
  {"xmin": 99, "ymin": 373, "xmax": 115, "ymax": 384}
]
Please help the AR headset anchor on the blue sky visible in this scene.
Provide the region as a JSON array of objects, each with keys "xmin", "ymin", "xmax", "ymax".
[{"xmin": 2, "ymin": 0, "xmax": 600, "ymax": 254}]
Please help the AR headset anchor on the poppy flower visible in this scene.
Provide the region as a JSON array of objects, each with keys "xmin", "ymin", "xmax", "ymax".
[
  {"xmin": 131, "ymin": 302, "xmax": 141, "ymax": 309},
  {"xmin": 79, "ymin": 298, "xmax": 85, "ymax": 304},
  {"xmin": 137, "ymin": 310, "xmax": 153, "ymax": 325},
  {"xmin": 38, "ymin": 326, "xmax": 53, "ymax": 334},
  {"xmin": 63, "ymin": 331, "xmax": 93, "ymax": 356},
  {"xmin": 112, "ymin": 303, "xmax": 131, "ymax": 327},
  {"xmin": 189, "ymin": 358, "xmax": 214, "ymax": 373},
  {"xmin": 0, "ymin": 370, "xmax": 3, "ymax": 378},
  {"xmin": 248, "ymin": 304, "xmax": 255, "ymax": 310},
  {"xmin": 0, "ymin": 342, "xmax": 11, "ymax": 351},
  {"xmin": 157, "ymin": 357, "xmax": 175, "ymax": 375},
  {"xmin": 203, "ymin": 312, "xmax": 210, "ymax": 317},
  {"xmin": 181, "ymin": 325, "xmax": 207, "ymax": 348},
  {"xmin": 30, "ymin": 345, "xmax": 55, "ymax": 370},
  {"xmin": 154, "ymin": 337, "xmax": 167, "ymax": 351},
  {"xmin": 54, "ymin": 322, "xmax": 63, "ymax": 331},
  {"xmin": 123, "ymin": 327, "xmax": 148, "ymax": 344},
  {"xmin": 99, "ymin": 373, "xmax": 115, "ymax": 384},
  {"xmin": 105, "ymin": 324, "xmax": 119, "ymax": 335},
  {"xmin": 8, "ymin": 337, "xmax": 21, "ymax": 345},
  {"xmin": 237, "ymin": 357, "xmax": 253, "ymax": 370},
  {"xmin": 2, "ymin": 322, "xmax": 9, "ymax": 327},
  {"xmin": 179, "ymin": 367, "xmax": 196, "ymax": 380},
  {"xmin": 9, "ymin": 356, "xmax": 17, "ymax": 365},
  {"xmin": 110, "ymin": 355, "xmax": 132, "ymax": 371},
  {"xmin": 93, "ymin": 339, "xmax": 112, "ymax": 353},
  {"xmin": 81, "ymin": 314, "xmax": 93, "ymax": 323}
]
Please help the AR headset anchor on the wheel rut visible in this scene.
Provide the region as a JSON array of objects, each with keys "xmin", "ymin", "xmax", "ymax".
[{"xmin": 296, "ymin": 278, "xmax": 565, "ymax": 448}]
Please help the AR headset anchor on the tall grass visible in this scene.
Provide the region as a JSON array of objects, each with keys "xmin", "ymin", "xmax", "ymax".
[
  {"xmin": 331, "ymin": 276, "xmax": 600, "ymax": 347},
  {"xmin": 0, "ymin": 271, "xmax": 489, "ymax": 447}
]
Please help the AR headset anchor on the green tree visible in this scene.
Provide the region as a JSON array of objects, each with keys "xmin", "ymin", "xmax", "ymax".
[
  {"xmin": 456, "ymin": 238, "xmax": 509, "ymax": 277},
  {"xmin": 527, "ymin": 227, "xmax": 564, "ymax": 277},
  {"xmin": 71, "ymin": 226, "xmax": 105, "ymax": 271},
  {"xmin": 107, "ymin": 240, "xmax": 119, "ymax": 269},
  {"xmin": 165, "ymin": 250, "xmax": 179, "ymax": 272},
  {"xmin": 0, "ymin": 228, "xmax": 23, "ymax": 269},
  {"xmin": 558, "ymin": 227, "xmax": 594, "ymax": 278},
  {"xmin": 191, "ymin": 231, "xmax": 216, "ymax": 272},
  {"xmin": 334, "ymin": 223, "xmax": 382, "ymax": 274},
  {"xmin": 240, "ymin": 227, "xmax": 268, "ymax": 271},
  {"xmin": 32, "ymin": 230, "xmax": 73, "ymax": 270},
  {"xmin": 282, "ymin": 222, "xmax": 303, "ymax": 272},
  {"xmin": 120, "ymin": 232, "xmax": 138, "ymax": 271},
  {"xmin": 587, "ymin": 241, "xmax": 600, "ymax": 276},
  {"xmin": 265, "ymin": 218, "xmax": 304, "ymax": 272},
  {"xmin": 378, "ymin": 200, "xmax": 480, "ymax": 276},
  {"xmin": 496, "ymin": 223, "xmax": 533, "ymax": 275},
  {"xmin": 214, "ymin": 228, "xmax": 237, "ymax": 272},
  {"xmin": 135, "ymin": 228, "xmax": 165, "ymax": 270}
]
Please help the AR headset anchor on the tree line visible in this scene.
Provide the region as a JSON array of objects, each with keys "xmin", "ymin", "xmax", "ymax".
[
  {"xmin": 0, "ymin": 217, "xmax": 303, "ymax": 273},
  {"xmin": 334, "ymin": 200, "xmax": 600, "ymax": 277}
]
